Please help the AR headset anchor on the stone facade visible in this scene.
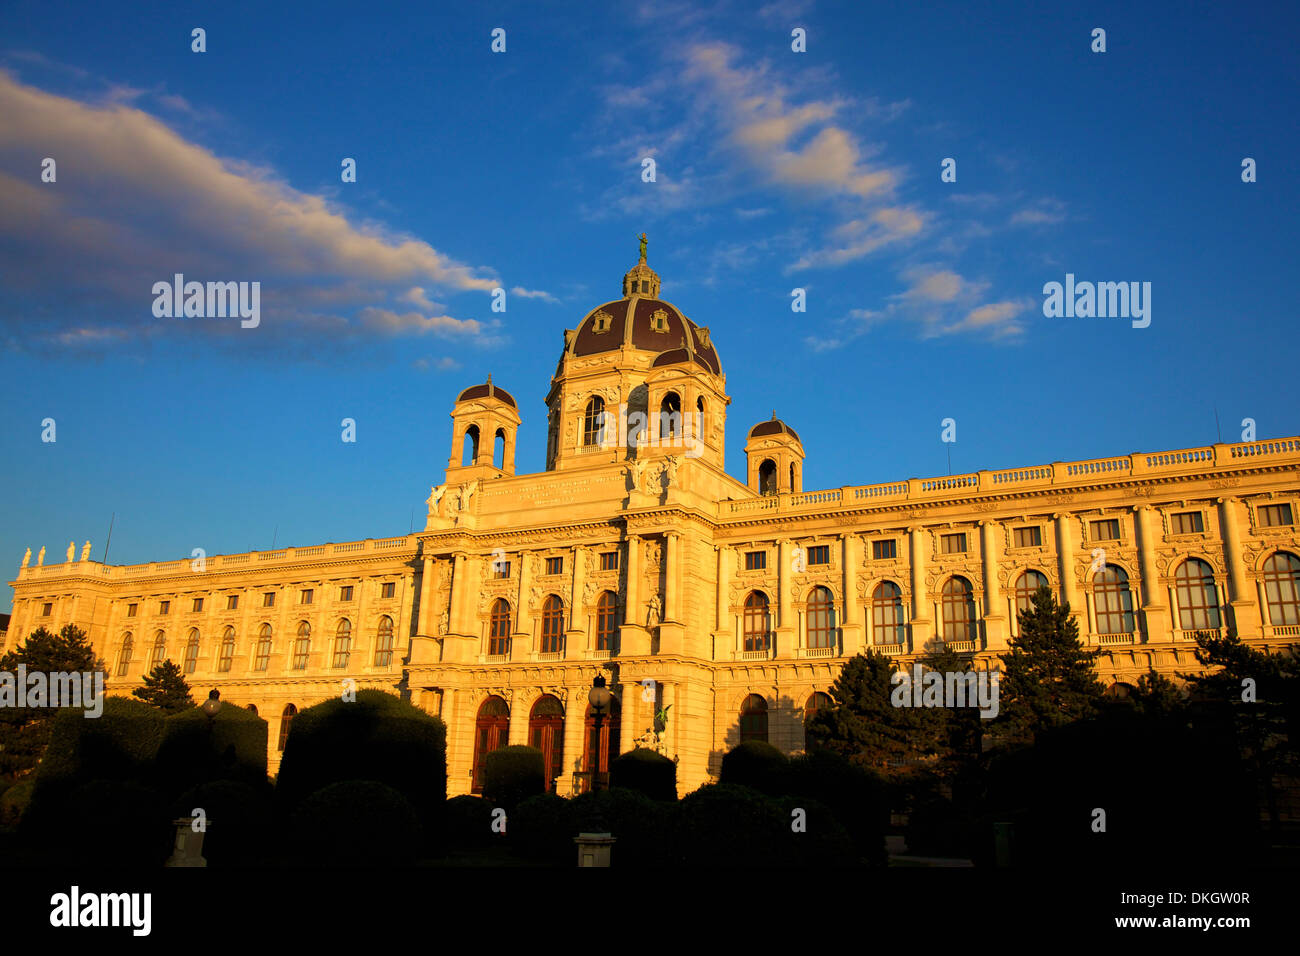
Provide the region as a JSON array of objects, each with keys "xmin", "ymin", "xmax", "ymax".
[{"xmin": 7, "ymin": 254, "xmax": 1300, "ymax": 793}]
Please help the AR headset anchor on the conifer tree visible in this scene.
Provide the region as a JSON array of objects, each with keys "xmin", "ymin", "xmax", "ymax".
[{"xmin": 132, "ymin": 659, "xmax": 195, "ymax": 715}]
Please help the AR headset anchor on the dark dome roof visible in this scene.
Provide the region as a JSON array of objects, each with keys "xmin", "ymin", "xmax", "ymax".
[
  {"xmin": 651, "ymin": 347, "xmax": 713, "ymax": 370},
  {"xmin": 567, "ymin": 297, "xmax": 721, "ymax": 374},
  {"xmin": 749, "ymin": 418, "xmax": 800, "ymax": 442},
  {"xmin": 457, "ymin": 380, "xmax": 516, "ymax": 408}
]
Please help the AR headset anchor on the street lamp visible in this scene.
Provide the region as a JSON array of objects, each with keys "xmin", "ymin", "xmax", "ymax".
[
  {"xmin": 587, "ymin": 674, "xmax": 611, "ymax": 793},
  {"xmin": 201, "ymin": 689, "xmax": 222, "ymax": 719}
]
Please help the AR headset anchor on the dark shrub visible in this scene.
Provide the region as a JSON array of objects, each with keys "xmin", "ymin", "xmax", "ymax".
[
  {"xmin": 288, "ymin": 780, "xmax": 422, "ymax": 865},
  {"xmin": 777, "ymin": 749, "xmax": 888, "ymax": 865},
  {"xmin": 274, "ymin": 690, "xmax": 446, "ymax": 845},
  {"xmin": 570, "ymin": 787, "xmax": 670, "ymax": 867},
  {"xmin": 905, "ymin": 795, "xmax": 978, "ymax": 858},
  {"xmin": 444, "ymin": 794, "xmax": 497, "ymax": 850},
  {"xmin": 482, "ymin": 745, "xmax": 544, "ymax": 812},
  {"xmin": 671, "ymin": 783, "xmax": 788, "ymax": 867},
  {"xmin": 773, "ymin": 795, "xmax": 857, "ymax": 866},
  {"xmin": 156, "ymin": 703, "xmax": 268, "ymax": 799},
  {"xmin": 510, "ymin": 792, "xmax": 572, "ymax": 864},
  {"xmin": 609, "ymin": 747, "xmax": 677, "ymax": 801},
  {"xmin": 0, "ymin": 780, "xmax": 34, "ymax": 827},
  {"xmin": 719, "ymin": 740, "xmax": 787, "ymax": 794},
  {"xmin": 61, "ymin": 779, "xmax": 172, "ymax": 867},
  {"xmin": 173, "ymin": 779, "xmax": 271, "ymax": 866}
]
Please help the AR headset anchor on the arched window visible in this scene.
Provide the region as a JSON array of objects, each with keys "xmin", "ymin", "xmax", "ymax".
[
  {"xmin": 696, "ymin": 396, "xmax": 705, "ymax": 440},
  {"xmin": 1174, "ymin": 558, "xmax": 1220, "ymax": 631},
  {"xmin": 807, "ymin": 586, "xmax": 835, "ymax": 649},
  {"xmin": 472, "ymin": 696, "xmax": 510, "ymax": 793},
  {"xmin": 1262, "ymin": 552, "xmax": 1300, "ymax": 626},
  {"xmin": 1014, "ymin": 570, "xmax": 1050, "ymax": 615},
  {"xmin": 528, "ymin": 695, "xmax": 565, "ymax": 792},
  {"xmin": 253, "ymin": 624, "xmax": 272, "ymax": 671},
  {"xmin": 374, "ymin": 615, "xmax": 394, "ymax": 666},
  {"xmin": 494, "ymin": 428, "xmax": 505, "ymax": 468},
  {"xmin": 333, "ymin": 619, "xmax": 352, "ymax": 669},
  {"xmin": 941, "ymin": 577, "xmax": 977, "ymax": 642},
  {"xmin": 278, "ymin": 703, "xmax": 297, "ymax": 751},
  {"xmin": 292, "ymin": 622, "xmax": 311, "ymax": 670},
  {"xmin": 739, "ymin": 694, "xmax": 768, "ymax": 742},
  {"xmin": 758, "ymin": 459, "xmax": 777, "ymax": 495},
  {"xmin": 1103, "ymin": 682, "xmax": 1139, "ymax": 699},
  {"xmin": 217, "ymin": 626, "xmax": 236, "ymax": 672},
  {"xmin": 872, "ymin": 581, "xmax": 905, "ymax": 645},
  {"xmin": 804, "ymin": 691, "xmax": 833, "ymax": 724},
  {"xmin": 115, "ymin": 633, "xmax": 133, "ymax": 677},
  {"xmin": 462, "ymin": 424, "xmax": 480, "ymax": 466},
  {"xmin": 743, "ymin": 591, "xmax": 771, "ymax": 652},
  {"xmin": 659, "ymin": 392, "xmax": 681, "ymax": 439},
  {"xmin": 1093, "ymin": 566, "xmax": 1136, "ymax": 635},
  {"xmin": 582, "ymin": 694, "xmax": 621, "ymax": 793},
  {"xmin": 541, "ymin": 595, "xmax": 565, "ymax": 655},
  {"xmin": 596, "ymin": 591, "xmax": 618, "ymax": 652},
  {"xmin": 583, "ymin": 397, "xmax": 606, "ymax": 447},
  {"xmin": 489, "ymin": 599, "xmax": 511, "ymax": 657},
  {"xmin": 150, "ymin": 631, "xmax": 167, "ymax": 669},
  {"xmin": 790, "ymin": 463, "xmax": 796, "ymax": 492},
  {"xmin": 183, "ymin": 629, "xmax": 200, "ymax": 675}
]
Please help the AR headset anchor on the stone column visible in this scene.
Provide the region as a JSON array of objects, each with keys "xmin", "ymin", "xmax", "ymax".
[
  {"xmin": 777, "ymin": 539, "xmax": 791, "ymax": 629},
  {"xmin": 1134, "ymin": 505, "xmax": 1170, "ymax": 641},
  {"xmin": 562, "ymin": 690, "xmax": 586, "ymax": 796},
  {"xmin": 1218, "ymin": 497, "xmax": 1262, "ymax": 636},
  {"xmin": 909, "ymin": 528, "xmax": 931, "ymax": 649},
  {"xmin": 980, "ymin": 520, "xmax": 1007, "ymax": 650},
  {"xmin": 840, "ymin": 533, "xmax": 863, "ymax": 655},
  {"xmin": 1054, "ymin": 514, "xmax": 1082, "ymax": 624},
  {"xmin": 714, "ymin": 545, "xmax": 729, "ymax": 631},
  {"xmin": 516, "ymin": 551, "xmax": 533, "ymax": 636},
  {"xmin": 417, "ymin": 556, "xmax": 435, "ymax": 636},
  {"xmin": 664, "ymin": 533, "xmax": 680, "ymax": 622},
  {"xmin": 570, "ymin": 545, "xmax": 586, "ymax": 631},
  {"xmin": 624, "ymin": 536, "xmax": 641, "ymax": 625}
]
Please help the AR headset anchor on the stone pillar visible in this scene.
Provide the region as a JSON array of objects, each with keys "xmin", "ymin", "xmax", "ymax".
[
  {"xmin": 570, "ymin": 545, "xmax": 586, "ymax": 631},
  {"xmin": 840, "ymin": 533, "xmax": 863, "ymax": 655},
  {"xmin": 980, "ymin": 520, "xmax": 1007, "ymax": 650},
  {"xmin": 508, "ymin": 693, "xmax": 528, "ymax": 746},
  {"xmin": 777, "ymin": 539, "xmax": 791, "ymax": 629},
  {"xmin": 714, "ymin": 545, "xmax": 729, "ymax": 631},
  {"xmin": 516, "ymin": 550, "xmax": 533, "ymax": 636},
  {"xmin": 665, "ymin": 533, "xmax": 680, "ymax": 622},
  {"xmin": 624, "ymin": 536, "xmax": 641, "ymax": 625},
  {"xmin": 1134, "ymin": 505, "xmax": 1170, "ymax": 641},
  {"xmin": 909, "ymin": 528, "xmax": 931, "ymax": 649},
  {"xmin": 1054, "ymin": 514, "xmax": 1082, "ymax": 624},
  {"xmin": 417, "ymin": 556, "xmax": 435, "ymax": 636},
  {"xmin": 1218, "ymin": 497, "xmax": 1262, "ymax": 636},
  {"xmin": 562, "ymin": 691, "xmax": 586, "ymax": 796}
]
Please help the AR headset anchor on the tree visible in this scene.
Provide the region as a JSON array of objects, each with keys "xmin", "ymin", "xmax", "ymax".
[
  {"xmin": 997, "ymin": 586, "xmax": 1104, "ymax": 742},
  {"xmin": 918, "ymin": 644, "xmax": 985, "ymax": 766},
  {"xmin": 0, "ymin": 624, "xmax": 106, "ymax": 779},
  {"xmin": 805, "ymin": 650, "xmax": 947, "ymax": 774},
  {"xmin": 132, "ymin": 660, "xmax": 194, "ymax": 715},
  {"xmin": 1129, "ymin": 668, "xmax": 1187, "ymax": 718}
]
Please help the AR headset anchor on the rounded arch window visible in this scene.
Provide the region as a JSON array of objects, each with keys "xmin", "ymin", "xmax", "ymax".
[
  {"xmin": 1093, "ymin": 566, "xmax": 1135, "ymax": 635},
  {"xmin": 333, "ymin": 618, "xmax": 352, "ymax": 669},
  {"xmin": 1014, "ymin": 570, "xmax": 1050, "ymax": 615},
  {"xmin": 743, "ymin": 591, "xmax": 771, "ymax": 652},
  {"xmin": 739, "ymin": 694, "xmax": 769, "ymax": 742},
  {"xmin": 1262, "ymin": 551, "xmax": 1300, "ymax": 626},
  {"xmin": 941, "ymin": 577, "xmax": 977, "ymax": 642},
  {"xmin": 489, "ymin": 599, "xmax": 512, "ymax": 657},
  {"xmin": 541, "ymin": 595, "xmax": 565, "ymax": 654},
  {"xmin": 1174, "ymin": 558, "xmax": 1220, "ymax": 631},
  {"xmin": 807, "ymin": 586, "xmax": 835, "ymax": 649},
  {"xmin": 872, "ymin": 581, "xmax": 904, "ymax": 645}
]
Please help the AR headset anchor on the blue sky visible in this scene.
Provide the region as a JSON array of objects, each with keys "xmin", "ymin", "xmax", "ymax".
[{"xmin": 2, "ymin": 0, "xmax": 1297, "ymax": 612}]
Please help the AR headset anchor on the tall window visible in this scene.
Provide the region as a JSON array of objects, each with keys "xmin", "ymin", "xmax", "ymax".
[
  {"xmin": 806, "ymin": 586, "xmax": 835, "ymax": 649},
  {"xmin": 528, "ymin": 695, "xmax": 566, "ymax": 792},
  {"xmin": 541, "ymin": 596, "xmax": 565, "ymax": 655},
  {"xmin": 739, "ymin": 694, "xmax": 768, "ymax": 742},
  {"xmin": 743, "ymin": 591, "xmax": 771, "ymax": 652},
  {"xmin": 583, "ymin": 396, "xmax": 606, "ymax": 447},
  {"xmin": 253, "ymin": 624, "xmax": 272, "ymax": 671},
  {"xmin": 596, "ymin": 591, "xmax": 618, "ymax": 652},
  {"xmin": 489, "ymin": 599, "xmax": 511, "ymax": 657},
  {"xmin": 150, "ymin": 631, "xmax": 167, "ymax": 669},
  {"xmin": 183, "ymin": 629, "xmax": 200, "ymax": 675},
  {"xmin": 217, "ymin": 626, "xmax": 236, "ymax": 672},
  {"xmin": 115, "ymin": 634, "xmax": 133, "ymax": 677},
  {"xmin": 1093, "ymin": 566, "xmax": 1136, "ymax": 635},
  {"xmin": 804, "ymin": 691, "xmax": 833, "ymax": 725},
  {"xmin": 333, "ymin": 619, "xmax": 352, "ymax": 669},
  {"xmin": 1174, "ymin": 558, "xmax": 1220, "ymax": 631},
  {"xmin": 292, "ymin": 622, "xmax": 311, "ymax": 670},
  {"xmin": 941, "ymin": 577, "xmax": 977, "ymax": 642},
  {"xmin": 758, "ymin": 459, "xmax": 777, "ymax": 495},
  {"xmin": 1259, "ymin": 503, "xmax": 1294, "ymax": 527},
  {"xmin": 472, "ymin": 696, "xmax": 510, "ymax": 793},
  {"xmin": 1014, "ymin": 570, "xmax": 1050, "ymax": 615},
  {"xmin": 374, "ymin": 615, "xmax": 395, "ymax": 666},
  {"xmin": 871, "ymin": 581, "xmax": 905, "ymax": 644},
  {"xmin": 581, "ymin": 695, "xmax": 620, "ymax": 794},
  {"xmin": 1261, "ymin": 552, "xmax": 1300, "ymax": 626},
  {"xmin": 659, "ymin": 392, "xmax": 681, "ymax": 439},
  {"xmin": 278, "ymin": 704, "xmax": 297, "ymax": 751}
]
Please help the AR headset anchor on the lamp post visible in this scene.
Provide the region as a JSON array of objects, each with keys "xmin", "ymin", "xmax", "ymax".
[
  {"xmin": 587, "ymin": 674, "xmax": 611, "ymax": 793},
  {"xmin": 201, "ymin": 689, "xmax": 223, "ymax": 719}
]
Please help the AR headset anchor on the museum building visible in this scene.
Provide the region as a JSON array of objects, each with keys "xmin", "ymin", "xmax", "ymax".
[{"xmin": 6, "ymin": 250, "xmax": 1300, "ymax": 796}]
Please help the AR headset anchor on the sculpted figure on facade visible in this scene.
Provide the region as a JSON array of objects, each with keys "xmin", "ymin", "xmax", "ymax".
[
  {"xmin": 21, "ymin": 548, "xmax": 30, "ymax": 569},
  {"xmin": 81, "ymin": 541, "xmax": 91, "ymax": 562},
  {"xmin": 427, "ymin": 484, "xmax": 447, "ymax": 517},
  {"xmin": 66, "ymin": 541, "xmax": 75, "ymax": 563},
  {"xmin": 36, "ymin": 546, "xmax": 45, "ymax": 566}
]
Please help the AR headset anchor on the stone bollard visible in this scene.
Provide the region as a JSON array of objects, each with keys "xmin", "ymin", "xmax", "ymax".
[
  {"xmin": 165, "ymin": 817, "xmax": 210, "ymax": 868},
  {"xmin": 574, "ymin": 832, "xmax": 616, "ymax": 867}
]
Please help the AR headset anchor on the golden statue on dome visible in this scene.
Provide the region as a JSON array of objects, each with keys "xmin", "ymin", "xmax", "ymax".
[{"xmin": 637, "ymin": 232, "xmax": 648, "ymax": 260}]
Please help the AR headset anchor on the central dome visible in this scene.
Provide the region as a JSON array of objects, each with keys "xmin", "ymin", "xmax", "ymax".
[{"xmin": 558, "ymin": 242, "xmax": 721, "ymax": 375}]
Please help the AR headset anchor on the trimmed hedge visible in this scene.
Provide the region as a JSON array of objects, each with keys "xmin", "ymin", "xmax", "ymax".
[
  {"xmin": 510, "ymin": 793, "xmax": 572, "ymax": 864},
  {"xmin": 36, "ymin": 696, "xmax": 164, "ymax": 785},
  {"xmin": 482, "ymin": 745, "xmax": 544, "ymax": 812},
  {"xmin": 156, "ymin": 703, "xmax": 268, "ymax": 797},
  {"xmin": 0, "ymin": 780, "xmax": 34, "ymax": 827},
  {"xmin": 609, "ymin": 748, "xmax": 677, "ymax": 801},
  {"xmin": 570, "ymin": 787, "xmax": 671, "ymax": 867},
  {"xmin": 274, "ymin": 690, "xmax": 447, "ymax": 835},
  {"xmin": 288, "ymin": 780, "xmax": 422, "ymax": 866},
  {"xmin": 671, "ymin": 783, "xmax": 790, "ymax": 867},
  {"xmin": 776, "ymin": 749, "xmax": 889, "ymax": 865},
  {"xmin": 173, "ymin": 779, "xmax": 271, "ymax": 866},
  {"xmin": 62, "ymin": 779, "xmax": 172, "ymax": 867},
  {"xmin": 444, "ymin": 794, "xmax": 497, "ymax": 850},
  {"xmin": 718, "ymin": 740, "xmax": 788, "ymax": 793}
]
